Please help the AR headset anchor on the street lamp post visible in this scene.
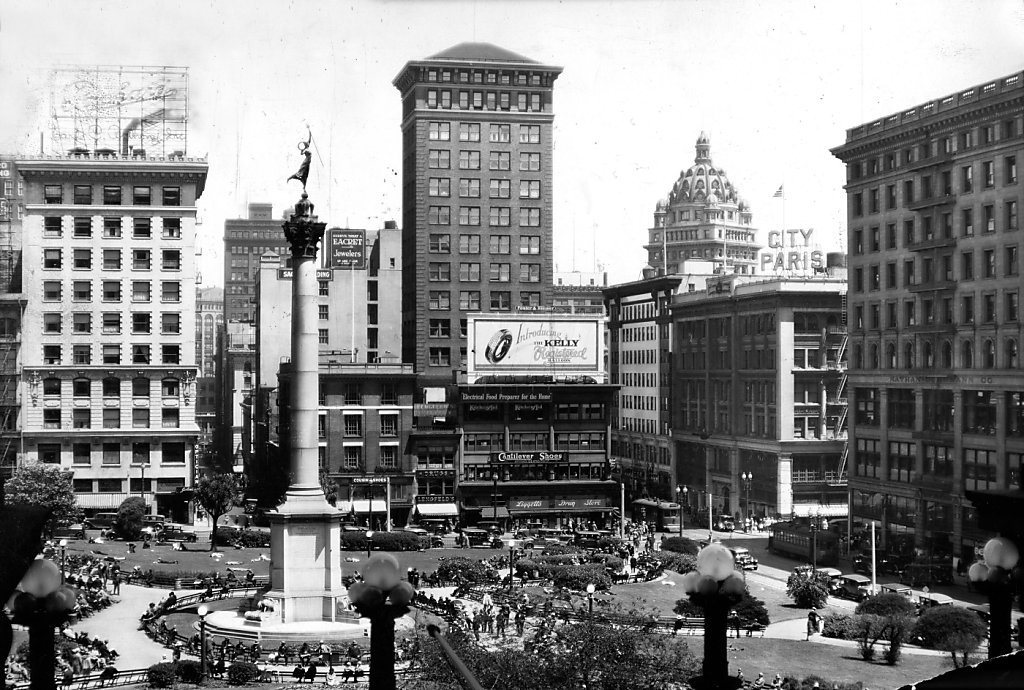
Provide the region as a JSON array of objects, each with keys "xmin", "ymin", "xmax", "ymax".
[
  {"xmin": 365, "ymin": 530, "xmax": 374, "ymax": 559},
  {"xmin": 348, "ymin": 554, "xmax": 416, "ymax": 690},
  {"xmin": 58, "ymin": 540, "xmax": 67, "ymax": 583},
  {"xmin": 491, "ymin": 471, "xmax": 498, "ymax": 531},
  {"xmin": 586, "ymin": 583, "xmax": 595, "ymax": 616},
  {"xmin": 197, "ymin": 605, "xmax": 208, "ymax": 680},
  {"xmin": 810, "ymin": 510, "xmax": 820, "ymax": 571},
  {"xmin": 681, "ymin": 543, "xmax": 746, "ymax": 689},
  {"xmin": 676, "ymin": 486, "xmax": 687, "ymax": 537},
  {"xmin": 508, "ymin": 547, "xmax": 516, "ymax": 594},
  {"xmin": 11, "ymin": 559, "xmax": 77, "ymax": 690},
  {"xmin": 968, "ymin": 536, "xmax": 1020, "ymax": 658},
  {"xmin": 740, "ymin": 473, "xmax": 752, "ymax": 534}
]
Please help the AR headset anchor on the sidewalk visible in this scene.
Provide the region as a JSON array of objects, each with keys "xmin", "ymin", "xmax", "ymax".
[
  {"xmin": 65, "ymin": 583, "xmax": 172, "ymax": 669},
  {"xmin": 765, "ymin": 618, "xmax": 948, "ymax": 656}
]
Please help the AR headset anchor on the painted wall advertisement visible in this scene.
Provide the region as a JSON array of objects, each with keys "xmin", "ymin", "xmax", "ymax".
[
  {"xmin": 329, "ymin": 228, "xmax": 365, "ymax": 269},
  {"xmin": 470, "ymin": 317, "xmax": 601, "ymax": 373}
]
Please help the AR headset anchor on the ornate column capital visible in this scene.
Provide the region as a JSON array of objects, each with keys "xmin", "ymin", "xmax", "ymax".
[{"xmin": 283, "ymin": 193, "xmax": 326, "ymax": 259}]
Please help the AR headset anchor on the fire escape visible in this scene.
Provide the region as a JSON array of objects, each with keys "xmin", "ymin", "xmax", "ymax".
[{"xmin": 832, "ymin": 291, "xmax": 850, "ymax": 483}]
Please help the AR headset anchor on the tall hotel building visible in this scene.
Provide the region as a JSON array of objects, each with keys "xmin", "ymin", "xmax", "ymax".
[
  {"xmin": 393, "ymin": 43, "xmax": 562, "ymax": 384},
  {"xmin": 831, "ymin": 71, "xmax": 1024, "ymax": 562},
  {"xmin": 17, "ymin": 153, "xmax": 208, "ymax": 521}
]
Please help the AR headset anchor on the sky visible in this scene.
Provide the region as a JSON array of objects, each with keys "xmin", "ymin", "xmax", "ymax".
[{"xmin": 2, "ymin": 0, "xmax": 1023, "ymax": 287}]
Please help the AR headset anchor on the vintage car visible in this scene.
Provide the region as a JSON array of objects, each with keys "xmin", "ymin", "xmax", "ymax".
[
  {"xmin": 462, "ymin": 527, "xmax": 503, "ymax": 548},
  {"xmin": 160, "ymin": 524, "xmax": 199, "ymax": 542},
  {"xmin": 880, "ymin": 582, "xmax": 913, "ymax": 599},
  {"xmin": 916, "ymin": 591, "xmax": 954, "ymax": 614},
  {"xmin": 836, "ymin": 574, "xmax": 872, "ymax": 602},
  {"xmin": 728, "ymin": 546, "xmax": 759, "ymax": 570}
]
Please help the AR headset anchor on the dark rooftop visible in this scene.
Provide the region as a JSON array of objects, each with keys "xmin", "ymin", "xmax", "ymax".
[{"xmin": 427, "ymin": 42, "xmax": 537, "ymax": 64}]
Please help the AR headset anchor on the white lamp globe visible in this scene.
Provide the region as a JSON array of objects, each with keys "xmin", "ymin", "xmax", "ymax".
[
  {"xmin": 361, "ymin": 553, "xmax": 401, "ymax": 590},
  {"xmin": 20, "ymin": 558, "xmax": 61, "ymax": 598},
  {"xmin": 586, "ymin": 583, "xmax": 596, "ymax": 594},
  {"xmin": 983, "ymin": 537, "xmax": 1020, "ymax": 571},
  {"xmin": 197, "ymin": 604, "xmax": 209, "ymax": 617},
  {"xmin": 696, "ymin": 543, "xmax": 735, "ymax": 581}
]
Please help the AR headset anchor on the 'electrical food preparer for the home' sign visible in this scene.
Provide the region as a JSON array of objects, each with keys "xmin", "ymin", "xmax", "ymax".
[{"xmin": 470, "ymin": 317, "xmax": 600, "ymax": 373}]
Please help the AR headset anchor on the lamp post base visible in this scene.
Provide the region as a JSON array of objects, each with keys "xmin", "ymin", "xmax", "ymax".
[{"xmin": 687, "ymin": 674, "xmax": 745, "ymax": 690}]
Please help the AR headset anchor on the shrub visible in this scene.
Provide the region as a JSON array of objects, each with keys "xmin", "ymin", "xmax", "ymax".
[
  {"xmin": 551, "ymin": 564, "xmax": 612, "ymax": 591},
  {"xmin": 822, "ymin": 612, "xmax": 860, "ymax": 640},
  {"xmin": 911, "ymin": 605, "xmax": 987, "ymax": 668},
  {"xmin": 213, "ymin": 528, "xmax": 271, "ymax": 548},
  {"xmin": 339, "ymin": 530, "xmax": 423, "ymax": 552},
  {"xmin": 732, "ymin": 591, "xmax": 770, "ymax": 627},
  {"xmin": 657, "ymin": 552, "xmax": 697, "ymax": 575},
  {"xmin": 660, "ymin": 536, "xmax": 699, "ymax": 555},
  {"xmin": 147, "ymin": 662, "xmax": 177, "ymax": 688},
  {"xmin": 175, "ymin": 660, "xmax": 203, "ymax": 684},
  {"xmin": 588, "ymin": 552, "xmax": 623, "ymax": 572},
  {"xmin": 596, "ymin": 536, "xmax": 621, "ymax": 551},
  {"xmin": 226, "ymin": 661, "xmax": 260, "ymax": 685},
  {"xmin": 433, "ymin": 557, "xmax": 499, "ymax": 584},
  {"xmin": 539, "ymin": 544, "xmax": 581, "ymax": 557},
  {"xmin": 786, "ymin": 570, "xmax": 830, "ymax": 609},
  {"xmin": 116, "ymin": 496, "xmax": 146, "ymax": 541}
]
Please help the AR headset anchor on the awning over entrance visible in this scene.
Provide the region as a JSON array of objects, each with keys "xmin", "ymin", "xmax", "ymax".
[
  {"xmin": 414, "ymin": 503, "xmax": 459, "ymax": 517},
  {"xmin": 337, "ymin": 500, "xmax": 387, "ymax": 514},
  {"xmin": 480, "ymin": 506, "xmax": 510, "ymax": 519}
]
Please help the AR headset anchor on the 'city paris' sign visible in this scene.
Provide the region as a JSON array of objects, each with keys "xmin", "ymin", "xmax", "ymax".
[{"xmin": 760, "ymin": 228, "xmax": 824, "ymax": 273}]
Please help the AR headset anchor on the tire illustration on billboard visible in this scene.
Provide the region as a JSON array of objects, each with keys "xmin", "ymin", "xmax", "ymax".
[{"xmin": 484, "ymin": 329, "xmax": 513, "ymax": 364}]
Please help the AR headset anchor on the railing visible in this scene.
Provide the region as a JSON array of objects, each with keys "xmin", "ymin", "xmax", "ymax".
[{"xmin": 791, "ymin": 470, "xmax": 843, "ymax": 484}]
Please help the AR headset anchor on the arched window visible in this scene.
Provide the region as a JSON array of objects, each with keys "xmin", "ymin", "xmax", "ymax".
[
  {"xmin": 962, "ymin": 340, "xmax": 974, "ymax": 368},
  {"xmin": 941, "ymin": 341, "xmax": 953, "ymax": 368},
  {"xmin": 72, "ymin": 377, "xmax": 91, "ymax": 398},
  {"xmin": 1007, "ymin": 339, "xmax": 1019, "ymax": 369},
  {"xmin": 102, "ymin": 377, "xmax": 120, "ymax": 397},
  {"xmin": 886, "ymin": 343, "xmax": 897, "ymax": 368},
  {"xmin": 870, "ymin": 344, "xmax": 879, "ymax": 369},
  {"xmin": 853, "ymin": 345, "xmax": 863, "ymax": 369},
  {"xmin": 42, "ymin": 376, "xmax": 61, "ymax": 397},
  {"xmin": 904, "ymin": 341, "xmax": 915, "ymax": 369},
  {"xmin": 924, "ymin": 341, "xmax": 934, "ymax": 368},
  {"xmin": 161, "ymin": 377, "xmax": 180, "ymax": 397},
  {"xmin": 984, "ymin": 339, "xmax": 996, "ymax": 368},
  {"xmin": 132, "ymin": 377, "xmax": 150, "ymax": 398}
]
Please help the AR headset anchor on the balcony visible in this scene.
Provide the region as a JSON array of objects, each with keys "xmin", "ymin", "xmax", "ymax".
[
  {"xmin": 907, "ymin": 233, "xmax": 957, "ymax": 251},
  {"xmin": 907, "ymin": 194, "xmax": 956, "ymax": 212},
  {"xmin": 908, "ymin": 277, "xmax": 957, "ymax": 293}
]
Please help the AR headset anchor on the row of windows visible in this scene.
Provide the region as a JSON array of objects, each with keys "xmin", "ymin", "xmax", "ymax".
[
  {"xmin": 329, "ymin": 445, "xmax": 400, "ymax": 471},
  {"xmin": 854, "ymin": 291, "xmax": 1020, "ymax": 329},
  {"xmin": 44, "ymin": 185, "xmax": 181, "ymax": 206},
  {"xmin": 428, "ymin": 234, "xmax": 540, "ymax": 254},
  {"xmin": 854, "ymin": 245, "xmax": 1020, "ymax": 290},
  {"xmin": 43, "ymin": 279, "xmax": 180, "ymax": 302},
  {"xmin": 41, "ymin": 406, "xmax": 183, "ymax": 429},
  {"xmin": 853, "ymin": 336, "xmax": 1021, "ymax": 372},
  {"xmin": 852, "ymin": 157, "xmax": 1018, "ymax": 217},
  {"xmin": 42, "ymin": 248, "xmax": 181, "ymax": 271},
  {"xmin": 428, "ymin": 150, "xmax": 541, "ymax": 171},
  {"xmin": 40, "ymin": 441, "xmax": 187, "ymax": 468},
  {"xmin": 427, "ymin": 122, "xmax": 541, "ymax": 144},
  {"xmin": 423, "ymin": 67, "xmax": 548, "ymax": 87},
  {"xmin": 854, "ymin": 439, "xmax": 1021, "ymax": 492},
  {"xmin": 428, "ymin": 206, "xmax": 541, "ymax": 227},
  {"xmin": 42, "ymin": 376, "xmax": 183, "ymax": 398},
  {"xmin": 43, "ymin": 279, "xmax": 180, "ymax": 303},
  {"xmin": 856, "ymin": 387, "xmax": 1024, "ymax": 437},
  {"xmin": 40, "ymin": 343, "xmax": 180, "ymax": 365},
  {"xmin": 428, "ymin": 178, "xmax": 541, "ymax": 199},
  {"xmin": 317, "ymin": 414, "xmax": 400, "ymax": 438},
  {"xmin": 850, "ymin": 115, "xmax": 1020, "ymax": 179},
  {"xmin": 426, "ymin": 262, "xmax": 542, "ymax": 282},
  {"xmin": 425, "ymin": 90, "xmax": 543, "ymax": 112},
  {"xmin": 42, "ymin": 312, "xmax": 181, "ymax": 335},
  {"xmin": 426, "ymin": 289, "xmax": 541, "ymax": 313},
  {"xmin": 43, "ymin": 215, "xmax": 182, "ymax": 240},
  {"xmin": 852, "ymin": 203, "xmax": 1018, "ymax": 257}
]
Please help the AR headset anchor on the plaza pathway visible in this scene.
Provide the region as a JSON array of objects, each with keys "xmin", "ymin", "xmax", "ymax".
[{"xmin": 66, "ymin": 583, "xmax": 176, "ymax": 669}]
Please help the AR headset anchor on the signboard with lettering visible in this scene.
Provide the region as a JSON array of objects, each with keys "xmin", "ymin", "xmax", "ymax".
[
  {"xmin": 461, "ymin": 389, "xmax": 552, "ymax": 403},
  {"xmin": 469, "ymin": 316, "xmax": 602, "ymax": 375},
  {"xmin": 277, "ymin": 268, "xmax": 334, "ymax": 281},
  {"xmin": 351, "ymin": 477, "xmax": 388, "ymax": 485},
  {"xmin": 490, "ymin": 451, "xmax": 568, "ymax": 463},
  {"xmin": 416, "ymin": 495, "xmax": 455, "ymax": 504},
  {"xmin": 508, "ymin": 496, "xmax": 609, "ymax": 511},
  {"xmin": 416, "ymin": 470, "xmax": 455, "ymax": 478},
  {"xmin": 759, "ymin": 228, "xmax": 824, "ymax": 274},
  {"xmin": 329, "ymin": 228, "xmax": 366, "ymax": 269}
]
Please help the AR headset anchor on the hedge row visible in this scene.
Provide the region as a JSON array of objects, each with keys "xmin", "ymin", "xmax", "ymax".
[
  {"xmin": 340, "ymin": 530, "xmax": 425, "ymax": 552},
  {"xmin": 213, "ymin": 528, "xmax": 271, "ymax": 548},
  {"xmin": 146, "ymin": 660, "xmax": 259, "ymax": 686}
]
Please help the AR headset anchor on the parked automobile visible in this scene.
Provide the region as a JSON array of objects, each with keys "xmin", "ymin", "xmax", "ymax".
[
  {"xmin": 477, "ymin": 520, "xmax": 503, "ymax": 535},
  {"xmin": 53, "ymin": 522, "xmax": 87, "ymax": 540},
  {"xmin": 160, "ymin": 524, "xmax": 199, "ymax": 542},
  {"xmin": 916, "ymin": 591, "xmax": 954, "ymax": 614},
  {"xmin": 836, "ymin": 574, "xmax": 872, "ymax": 602},
  {"xmin": 533, "ymin": 528, "xmax": 572, "ymax": 548},
  {"xmin": 463, "ymin": 527, "xmax": 503, "ymax": 548},
  {"xmin": 398, "ymin": 527, "xmax": 444, "ymax": 548},
  {"xmin": 714, "ymin": 515, "xmax": 735, "ymax": 532},
  {"xmin": 880, "ymin": 582, "xmax": 913, "ymax": 599},
  {"xmin": 966, "ymin": 603, "xmax": 991, "ymax": 630},
  {"xmin": 575, "ymin": 531, "xmax": 606, "ymax": 549},
  {"xmin": 728, "ymin": 546, "xmax": 759, "ymax": 570},
  {"xmin": 82, "ymin": 512, "xmax": 118, "ymax": 531}
]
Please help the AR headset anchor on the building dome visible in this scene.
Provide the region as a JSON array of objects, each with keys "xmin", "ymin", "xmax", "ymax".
[
  {"xmin": 668, "ymin": 133, "xmax": 738, "ymax": 205},
  {"xmin": 655, "ymin": 198, "xmax": 668, "ymax": 212}
]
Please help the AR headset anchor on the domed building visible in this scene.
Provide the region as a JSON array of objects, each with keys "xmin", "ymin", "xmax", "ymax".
[{"xmin": 645, "ymin": 133, "xmax": 761, "ymax": 275}]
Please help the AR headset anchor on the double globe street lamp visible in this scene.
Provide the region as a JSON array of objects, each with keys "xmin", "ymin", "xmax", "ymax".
[
  {"xmin": 348, "ymin": 553, "xmax": 416, "ymax": 690},
  {"xmin": 197, "ymin": 605, "xmax": 209, "ymax": 680},
  {"xmin": 740, "ymin": 472, "xmax": 753, "ymax": 534},
  {"xmin": 968, "ymin": 536, "xmax": 1020, "ymax": 658},
  {"xmin": 9, "ymin": 559, "xmax": 78, "ymax": 690},
  {"xmin": 676, "ymin": 486, "xmax": 688, "ymax": 536}
]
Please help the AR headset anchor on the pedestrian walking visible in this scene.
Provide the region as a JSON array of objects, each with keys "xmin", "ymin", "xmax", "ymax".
[{"xmin": 112, "ymin": 572, "xmax": 121, "ymax": 595}]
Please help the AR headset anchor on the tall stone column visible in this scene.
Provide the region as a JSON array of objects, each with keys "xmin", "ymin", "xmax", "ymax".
[{"xmin": 267, "ymin": 193, "xmax": 343, "ymax": 623}]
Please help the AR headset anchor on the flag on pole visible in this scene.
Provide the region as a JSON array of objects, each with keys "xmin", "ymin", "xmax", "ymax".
[{"xmin": 773, "ymin": 184, "xmax": 785, "ymax": 198}]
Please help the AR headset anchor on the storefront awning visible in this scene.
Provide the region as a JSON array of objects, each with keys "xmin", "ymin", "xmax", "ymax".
[
  {"xmin": 414, "ymin": 503, "xmax": 459, "ymax": 517},
  {"xmin": 480, "ymin": 507, "xmax": 510, "ymax": 519},
  {"xmin": 792, "ymin": 504, "xmax": 849, "ymax": 518},
  {"xmin": 337, "ymin": 500, "xmax": 388, "ymax": 514}
]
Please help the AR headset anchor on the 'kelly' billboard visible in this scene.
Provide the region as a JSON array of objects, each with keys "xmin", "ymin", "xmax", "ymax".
[
  {"xmin": 469, "ymin": 316, "xmax": 602, "ymax": 376},
  {"xmin": 329, "ymin": 228, "xmax": 365, "ymax": 269}
]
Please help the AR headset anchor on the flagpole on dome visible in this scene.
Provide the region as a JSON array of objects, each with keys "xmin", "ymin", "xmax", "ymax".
[{"xmin": 773, "ymin": 184, "xmax": 786, "ymax": 247}]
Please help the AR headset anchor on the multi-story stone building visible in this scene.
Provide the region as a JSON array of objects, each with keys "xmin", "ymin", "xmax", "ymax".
[
  {"xmin": 670, "ymin": 269, "xmax": 849, "ymax": 525},
  {"xmin": 223, "ymin": 203, "xmax": 288, "ymax": 322},
  {"xmin": 831, "ymin": 70, "xmax": 1024, "ymax": 563},
  {"xmin": 195, "ymin": 286, "xmax": 222, "ymax": 441},
  {"xmin": 647, "ymin": 134, "xmax": 761, "ymax": 276},
  {"xmin": 393, "ymin": 43, "xmax": 562, "ymax": 384},
  {"xmin": 17, "ymin": 152, "xmax": 207, "ymax": 521}
]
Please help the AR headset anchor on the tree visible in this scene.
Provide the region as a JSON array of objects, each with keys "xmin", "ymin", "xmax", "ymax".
[
  {"xmin": 4, "ymin": 464, "xmax": 80, "ymax": 535},
  {"xmin": 912, "ymin": 606, "xmax": 988, "ymax": 667},
  {"xmin": 786, "ymin": 570, "xmax": 830, "ymax": 609},
  {"xmin": 193, "ymin": 473, "xmax": 242, "ymax": 551},
  {"xmin": 855, "ymin": 592, "xmax": 917, "ymax": 664},
  {"xmin": 675, "ymin": 589, "xmax": 770, "ymax": 627},
  {"xmin": 114, "ymin": 496, "xmax": 146, "ymax": 540},
  {"xmin": 660, "ymin": 535, "xmax": 699, "ymax": 555}
]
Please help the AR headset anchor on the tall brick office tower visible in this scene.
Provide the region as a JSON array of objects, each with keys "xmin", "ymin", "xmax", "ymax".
[{"xmin": 393, "ymin": 43, "xmax": 562, "ymax": 386}]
